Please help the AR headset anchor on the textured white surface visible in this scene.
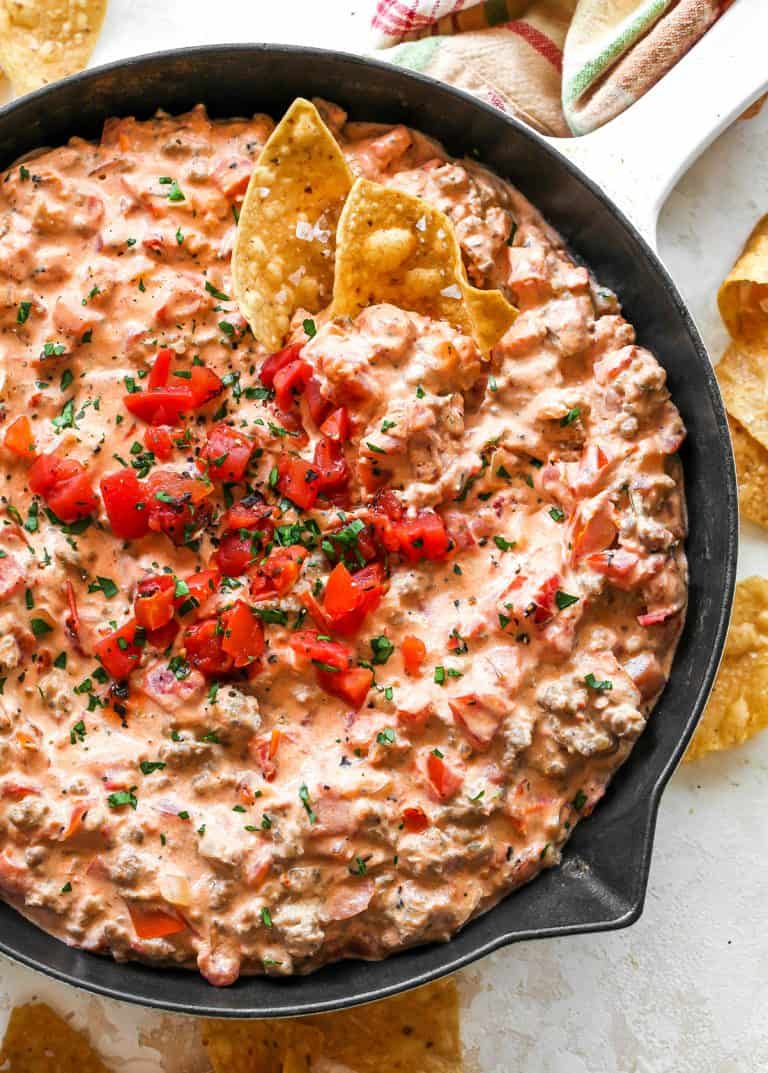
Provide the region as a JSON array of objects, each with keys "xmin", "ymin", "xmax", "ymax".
[{"xmin": 0, "ymin": 3, "xmax": 765, "ymax": 1070}]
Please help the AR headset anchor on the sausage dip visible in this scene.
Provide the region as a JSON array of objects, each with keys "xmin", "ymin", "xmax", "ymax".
[{"xmin": 0, "ymin": 101, "xmax": 687, "ymax": 984}]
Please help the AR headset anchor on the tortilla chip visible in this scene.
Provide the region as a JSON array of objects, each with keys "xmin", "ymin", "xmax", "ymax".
[
  {"xmin": 202, "ymin": 1019, "xmax": 324, "ymax": 1073},
  {"xmin": 332, "ymin": 177, "xmax": 516, "ymax": 356},
  {"xmin": 718, "ymin": 215, "xmax": 768, "ymax": 352},
  {"xmin": 303, "ymin": 978, "xmax": 462, "ymax": 1073},
  {"xmin": 728, "ymin": 415, "xmax": 768, "ymax": 530},
  {"xmin": 203, "ymin": 978, "xmax": 462, "ymax": 1073},
  {"xmin": 716, "ymin": 343, "xmax": 768, "ymax": 452},
  {"xmin": 685, "ymin": 576, "xmax": 768, "ymax": 761},
  {"xmin": 0, "ymin": 0, "xmax": 107, "ymax": 96},
  {"xmin": 0, "ymin": 1002, "xmax": 111, "ymax": 1072},
  {"xmin": 233, "ymin": 97, "xmax": 353, "ymax": 352}
]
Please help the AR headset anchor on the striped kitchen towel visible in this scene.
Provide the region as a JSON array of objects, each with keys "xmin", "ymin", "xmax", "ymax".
[{"xmin": 372, "ymin": 0, "xmax": 728, "ymax": 136}]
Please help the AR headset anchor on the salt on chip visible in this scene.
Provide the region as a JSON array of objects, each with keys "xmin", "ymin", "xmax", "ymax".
[
  {"xmin": 0, "ymin": 1002, "xmax": 111, "ymax": 1072},
  {"xmin": 0, "ymin": 0, "xmax": 107, "ymax": 97},
  {"xmin": 303, "ymin": 977, "xmax": 463, "ymax": 1073},
  {"xmin": 332, "ymin": 177, "xmax": 516, "ymax": 356},
  {"xmin": 202, "ymin": 1018, "xmax": 324, "ymax": 1073},
  {"xmin": 717, "ymin": 343, "xmax": 768, "ymax": 452},
  {"xmin": 233, "ymin": 97, "xmax": 353, "ymax": 352},
  {"xmin": 718, "ymin": 214, "xmax": 768, "ymax": 352},
  {"xmin": 686, "ymin": 576, "xmax": 768, "ymax": 762},
  {"xmin": 728, "ymin": 415, "xmax": 768, "ymax": 530}
]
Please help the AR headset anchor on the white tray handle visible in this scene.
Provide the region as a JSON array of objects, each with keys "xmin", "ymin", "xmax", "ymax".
[{"xmin": 548, "ymin": 0, "xmax": 768, "ymax": 249}]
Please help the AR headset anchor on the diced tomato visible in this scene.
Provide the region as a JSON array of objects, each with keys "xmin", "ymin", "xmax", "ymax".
[
  {"xmin": 4, "ymin": 415, "xmax": 35, "ymax": 458},
  {"xmin": 134, "ymin": 574, "xmax": 175, "ymax": 631},
  {"xmin": 183, "ymin": 618, "xmax": 233, "ymax": 677},
  {"xmin": 319, "ymin": 407, "xmax": 350, "ymax": 442},
  {"xmin": 571, "ymin": 500, "xmax": 617, "ymax": 561},
  {"xmin": 300, "ymin": 589, "xmax": 332, "ymax": 631},
  {"xmin": 289, "ymin": 630, "xmax": 351, "ymax": 672},
  {"xmin": 65, "ymin": 579, "xmax": 81, "ymax": 640},
  {"xmin": 101, "ymin": 470, "xmax": 149, "ymax": 539},
  {"xmin": 242, "ymin": 846, "xmax": 272, "ymax": 889},
  {"xmin": 402, "ymin": 806, "xmax": 429, "ymax": 833},
  {"xmin": 258, "ymin": 544, "xmax": 306, "ymax": 597},
  {"xmin": 145, "ymin": 618, "xmax": 179, "ymax": 651},
  {"xmin": 320, "ymin": 561, "xmax": 384, "ymax": 635},
  {"xmin": 325, "ymin": 877, "xmax": 375, "ymax": 921},
  {"xmin": 532, "ymin": 574, "xmax": 561, "ymax": 624},
  {"xmin": 188, "ymin": 364, "xmax": 224, "ymax": 407},
  {"xmin": 373, "ymin": 507, "xmax": 450, "ymax": 562},
  {"xmin": 374, "ymin": 488, "xmax": 404, "ymax": 521},
  {"xmin": 199, "ymin": 423, "xmax": 253, "ymax": 482},
  {"xmin": 59, "ymin": 800, "xmax": 93, "ymax": 841},
  {"xmin": 146, "ymin": 470, "xmax": 212, "ymax": 546},
  {"xmin": 94, "ymin": 619, "xmax": 144, "ymax": 679},
  {"xmin": 273, "ymin": 358, "xmax": 312, "ymax": 412},
  {"xmin": 313, "ymin": 436, "xmax": 349, "ymax": 493},
  {"xmin": 304, "ymin": 375, "xmax": 333, "ymax": 426},
  {"xmin": 147, "ymin": 347, "xmax": 173, "ymax": 389},
  {"xmin": 124, "ymin": 386, "xmax": 195, "ymax": 427},
  {"xmin": 129, "ymin": 905, "xmax": 186, "ymax": 940},
  {"xmin": 222, "ymin": 494, "xmax": 272, "ymax": 533},
  {"xmin": 316, "ymin": 665, "xmax": 374, "ymax": 710},
  {"xmin": 250, "ymin": 737, "xmax": 278, "ymax": 782},
  {"xmin": 143, "ymin": 425, "xmax": 175, "ymax": 461},
  {"xmin": 28, "ymin": 452, "xmax": 98, "ymax": 524},
  {"xmin": 277, "ymin": 455, "xmax": 319, "ymax": 510},
  {"xmin": 586, "ymin": 548, "xmax": 640, "ymax": 589},
  {"xmin": 424, "ymin": 751, "xmax": 463, "ymax": 801},
  {"xmin": 178, "ymin": 568, "xmax": 220, "ymax": 613},
  {"xmin": 402, "ymin": 634, "xmax": 427, "ymax": 676},
  {"xmin": 0, "ymin": 781, "xmax": 40, "ymax": 800},
  {"xmin": 220, "ymin": 601, "xmax": 264, "ymax": 668},
  {"xmin": 214, "ymin": 531, "xmax": 257, "ymax": 576},
  {"xmin": 259, "ymin": 342, "xmax": 304, "ymax": 388}
]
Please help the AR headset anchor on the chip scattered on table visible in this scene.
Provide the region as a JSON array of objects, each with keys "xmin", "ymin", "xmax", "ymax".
[
  {"xmin": 0, "ymin": 0, "xmax": 107, "ymax": 97},
  {"xmin": 727, "ymin": 415, "xmax": 768, "ymax": 530},
  {"xmin": 332, "ymin": 177, "xmax": 516, "ymax": 355},
  {"xmin": 686, "ymin": 576, "xmax": 768, "ymax": 761},
  {"xmin": 233, "ymin": 97, "xmax": 353, "ymax": 352},
  {"xmin": 717, "ymin": 343, "xmax": 768, "ymax": 452},
  {"xmin": 718, "ymin": 214, "xmax": 768, "ymax": 353},
  {"xmin": 203, "ymin": 977, "xmax": 463, "ymax": 1072},
  {"xmin": 0, "ymin": 1002, "xmax": 111, "ymax": 1072}
]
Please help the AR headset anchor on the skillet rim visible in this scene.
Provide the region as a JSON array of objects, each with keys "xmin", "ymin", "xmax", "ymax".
[{"xmin": 0, "ymin": 42, "xmax": 737, "ymax": 1017}]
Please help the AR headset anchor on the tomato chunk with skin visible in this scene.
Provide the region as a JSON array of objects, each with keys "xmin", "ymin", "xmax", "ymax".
[
  {"xmin": 143, "ymin": 425, "xmax": 175, "ymax": 461},
  {"xmin": 319, "ymin": 407, "xmax": 350, "ymax": 442},
  {"xmin": 101, "ymin": 470, "xmax": 149, "ymax": 539},
  {"xmin": 255, "ymin": 544, "xmax": 307, "ymax": 597},
  {"xmin": 259, "ymin": 342, "xmax": 304, "ymax": 388},
  {"xmin": 321, "ymin": 561, "xmax": 384, "ymax": 635},
  {"xmin": 129, "ymin": 905, "xmax": 186, "ymax": 940},
  {"xmin": 313, "ymin": 436, "xmax": 349, "ymax": 493},
  {"xmin": 402, "ymin": 634, "xmax": 427, "ymax": 676},
  {"xmin": 4, "ymin": 415, "xmax": 35, "ymax": 458},
  {"xmin": 424, "ymin": 751, "xmax": 463, "ymax": 801},
  {"xmin": 373, "ymin": 501, "xmax": 450, "ymax": 562},
  {"xmin": 289, "ymin": 630, "xmax": 351, "ymax": 672},
  {"xmin": 316, "ymin": 665, "xmax": 374, "ymax": 710},
  {"xmin": 146, "ymin": 470, "xmax": 212, "ymax": 546},
  {"xmin": 200, "ymin": 423, "xmax": 253, "ymax": 482},
  {"xmin": 304, "ymin": 375, "xmax": 333, "ymax": 426},
  {"xmin": 147, "ymin": 347, "xmax": 173, "ymax": 389},
  {"xmin": 214, "ymin": 530, "xmax": 257, "ymax": 577},
  {"xmin": 189, "ymin": 364, "xmax": 224, "ymax": 407},
  {"xmin": 94, "ymin": 619, "xmax": 144, "ymax": 680},
  {"xmin": 183, "ymin": 618, "xmax": 233, "ymax": 677},
  {"xmin": 178, "ymin": 568, "xmax": 220, "ymax": 614},
  {"xmin": 29, "ymin": 452, "xmax": 98, "ymax": 524},
  {"xmin": 124, "ymin": 386, "xmax": 195, "ymax": 427},
  {"xmin": 273, "ymin": 359, "xmax": 313, "ymax": 412},
  {"xmin": 222, "ymin": 494, "xmax": 272, "ymax": 533},
  {"xmin": 277, "ymin": 456, "xmax": 319, "ymax": 510},
  {"xmin": 402, "ymin": 806, "xmax": 429, "ymax": 833},
  {"xmin": 134, "ymin": 575, "xmax": 175, "ymax": 631},
  {"xmin": 220, "ymin": 601, "xmax": 265, "ymax": 668}
]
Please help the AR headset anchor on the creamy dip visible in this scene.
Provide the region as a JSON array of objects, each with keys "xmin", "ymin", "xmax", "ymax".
[{"xmin": 0, "ymin": 102, "xmax": 687, "ymax": 984}]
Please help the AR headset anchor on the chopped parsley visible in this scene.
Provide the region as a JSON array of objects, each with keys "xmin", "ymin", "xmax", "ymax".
[
  {"xmin": 370, "ymin": 635, "xmax": 394, "ymax": 665},
  {"xmin": 107, "ymin": 789, "xmax": 137, "ymax": 810},
  {"xmin": 69, "ymin": 720, "xmax": 86, "ymax": 745},
  {"xmin": 299, "ymin": 783, "xmax": 317, "ymax": 824},
  {"xmin": 560, "ymin": 407, "xmax": 581, "ymax": 427},
  {"xmin": 585, "ymin": 672, "xmax": 612, "ymax": 692},
  {"xmin": 204, "ymin": 280, "xmax": 230, "ymax": 301},
  {"xmin": 303, "ymin": 318, "xmax": 317, "ymax": 338},
  {"xmin": 139, "ymin": 760, "xmax": 166, "ymax": 775},
  {"xmin": 88, "ymin": 576, "xmax": 118, "ymax": 599},
  {"xmin": 549, "ymin": 507, "xmax": 565, "ymax": 523},
  {"xmin": 30, "ymin": 618, "xmax": 52, "ymax": 638},
  {"xmin": 434, "ymin": 666, "xmax": 446, "ymax": 685},
  {"xmin": 572, "ymin": 789, "xmax": 587, "ymax": 810},
  {"xmin": 16, "ymin": 301, "xmax": 31, "ymax": 325},
  {"xmin": 493, "ymin": 535, "xmax": 516, "ymax": 552},
  {"xmin": 555, "ymin": 590, "xmax": 579, "ymax": 611},
  {"xmin": 349, "ymin": 856, "xmax": 367, "ymax": 876},
  {"xmin": 261, "ymin": 907, "xmax": 273, "ymax": 928},
  {"xmin": 376, "ymin": 727, "xmax": 396, "ymax": 746}
]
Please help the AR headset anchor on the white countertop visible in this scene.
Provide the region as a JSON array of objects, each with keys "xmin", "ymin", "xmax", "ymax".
[{"xmin": 0, "ymin": 4, "xmax": 765, "ymax": 1070}]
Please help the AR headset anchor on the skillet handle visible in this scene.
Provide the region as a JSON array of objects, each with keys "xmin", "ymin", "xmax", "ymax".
[{"xmin": 548, "ymin": 0, "xmax": 768, "ymax": 249}]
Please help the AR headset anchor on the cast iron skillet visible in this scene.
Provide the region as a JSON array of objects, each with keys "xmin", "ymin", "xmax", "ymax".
[{"xmin": 0, "ymin": 45, "xmax": 736, "ymax": 1017}]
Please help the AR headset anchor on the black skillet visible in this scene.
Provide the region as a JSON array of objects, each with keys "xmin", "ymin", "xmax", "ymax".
[{"xmin": 0, "ymin": 45, "xmax": 737, "ymax": 1017}]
